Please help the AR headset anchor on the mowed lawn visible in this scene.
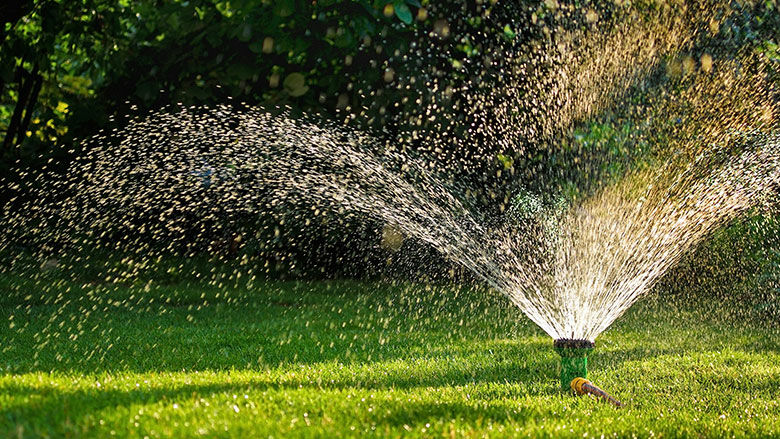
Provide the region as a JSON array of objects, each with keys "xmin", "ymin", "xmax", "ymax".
[{"xmin": 1, "ymin": 273, "xmax": 779, "ymax": 438}]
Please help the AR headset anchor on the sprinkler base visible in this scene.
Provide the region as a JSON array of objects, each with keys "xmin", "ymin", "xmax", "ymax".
[{"xmin": 554, "ymin": 339, "xmax": 595, "ymax": 391}]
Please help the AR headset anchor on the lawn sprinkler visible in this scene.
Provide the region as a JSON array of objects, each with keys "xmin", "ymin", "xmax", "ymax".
[
  {"xmin": 553, "ymin": 338, "xmax": 594, "ymax": 391},
  {"xmin": 571, "ymin": 377, "xmax": 624, "ymax": 408},
  {"xmin": 554, "ymin": 339, "xmax": 624, "ymax": 407}
]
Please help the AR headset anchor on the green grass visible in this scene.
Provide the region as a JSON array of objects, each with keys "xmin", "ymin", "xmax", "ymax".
[{"xmin": 1, "ymin": 272, "xmax": 779, "ymax": 438}]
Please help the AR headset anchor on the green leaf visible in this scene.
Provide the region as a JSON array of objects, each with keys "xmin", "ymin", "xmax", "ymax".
[
  {"xmin": 166, "ymin": 13, "xmax": 180, "ymax": 30},
  {"xmin": 249, "ymin": 41, "xmax": 262, "ymax": 53},
  {"xmin": 274, "ymin": 0, "xmax": 295, "ymax": 17},
  {"xmin": 237, "ymin": 23, "xmax": 252, "ymax": 42},
  {"xmin": 394, "ymin": 2, "xmax": 413, "ymax": 25},
  {"xmin": 503, "ymin": 24, "xmax": 516, "ymax": 40},
  {"xmin": 497, "ymin": 153, "xmax": 513, "ymax": 170},
  {"xmin": 227, "ymin": 63, "xmax": 255, "ymax": 80},
  {"xmin": 215, "ymin": 2, "xmax": 234, "ymax": 18},
  {"xmin": 283, "ymin": 73, "xmax": 309, "ymax": 97}
]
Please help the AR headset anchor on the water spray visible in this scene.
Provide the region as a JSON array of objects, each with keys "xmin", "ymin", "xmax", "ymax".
[{"xmin": 571, "ymin": 377, "xmax": 624, "ymax": 408}]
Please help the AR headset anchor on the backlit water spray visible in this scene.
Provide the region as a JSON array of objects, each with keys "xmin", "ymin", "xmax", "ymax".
[{"xmin": 42, "ymin": 107, "xmax": 779, "ymax": 390}]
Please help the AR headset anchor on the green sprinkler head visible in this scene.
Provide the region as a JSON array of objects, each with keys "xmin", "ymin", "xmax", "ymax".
[{"xmin": 553, "ymin": 338, "xmax": 595, "ymax": 391}]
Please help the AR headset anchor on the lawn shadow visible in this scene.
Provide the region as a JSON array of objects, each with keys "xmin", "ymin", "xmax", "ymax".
[
  {"xmin": 0, "ymin": 370, "xmax": 556, "ymax": 434},
  {"xmin": 5, "ymin": 359, "xmax": 779, "ymax": 435}
]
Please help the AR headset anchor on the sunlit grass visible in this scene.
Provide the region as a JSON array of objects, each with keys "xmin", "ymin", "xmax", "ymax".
[{"xmin": 1, "ymin": 274, "xmax": 778, "ymax": 438}]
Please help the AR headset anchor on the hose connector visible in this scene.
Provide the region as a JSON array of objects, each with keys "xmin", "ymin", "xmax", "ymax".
[{"xmin": 571, "ymin": 377, "xmax": 624, "ymax": 408}]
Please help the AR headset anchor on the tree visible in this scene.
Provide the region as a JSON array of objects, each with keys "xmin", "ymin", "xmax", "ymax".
[{"xmin": 1, "ymin": 0, "xmax": 135, "ymax": 166}]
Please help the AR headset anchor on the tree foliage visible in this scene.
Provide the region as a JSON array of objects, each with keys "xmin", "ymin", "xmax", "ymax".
[{"xmin": 1, "ymin": 0, "xmax": 435, "ymax": 170}]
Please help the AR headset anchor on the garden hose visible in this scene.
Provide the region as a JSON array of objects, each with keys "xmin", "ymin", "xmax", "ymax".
[{"xmin": 571, "ymin": 377, "xmax": 624, "ymax": 408}]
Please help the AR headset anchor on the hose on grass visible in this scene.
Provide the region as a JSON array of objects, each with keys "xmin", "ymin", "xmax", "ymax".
[{"xmin": 571, "ymin": 377, "xmax": 624, "ymax": 408}]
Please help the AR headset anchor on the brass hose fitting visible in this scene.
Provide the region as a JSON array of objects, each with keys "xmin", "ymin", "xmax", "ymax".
[{"xmin": 571, "ymin": 377, "xmax": 624, "ymax": 408}]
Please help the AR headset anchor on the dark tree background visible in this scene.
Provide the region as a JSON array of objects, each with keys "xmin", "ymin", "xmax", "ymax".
[
  {"xmin": 1, "ymin": 0, "xmax": 778, "ymax": 283},
  {"xmin": 2, "ymin": 0, "xmax": 523, "ymax": 168}
]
